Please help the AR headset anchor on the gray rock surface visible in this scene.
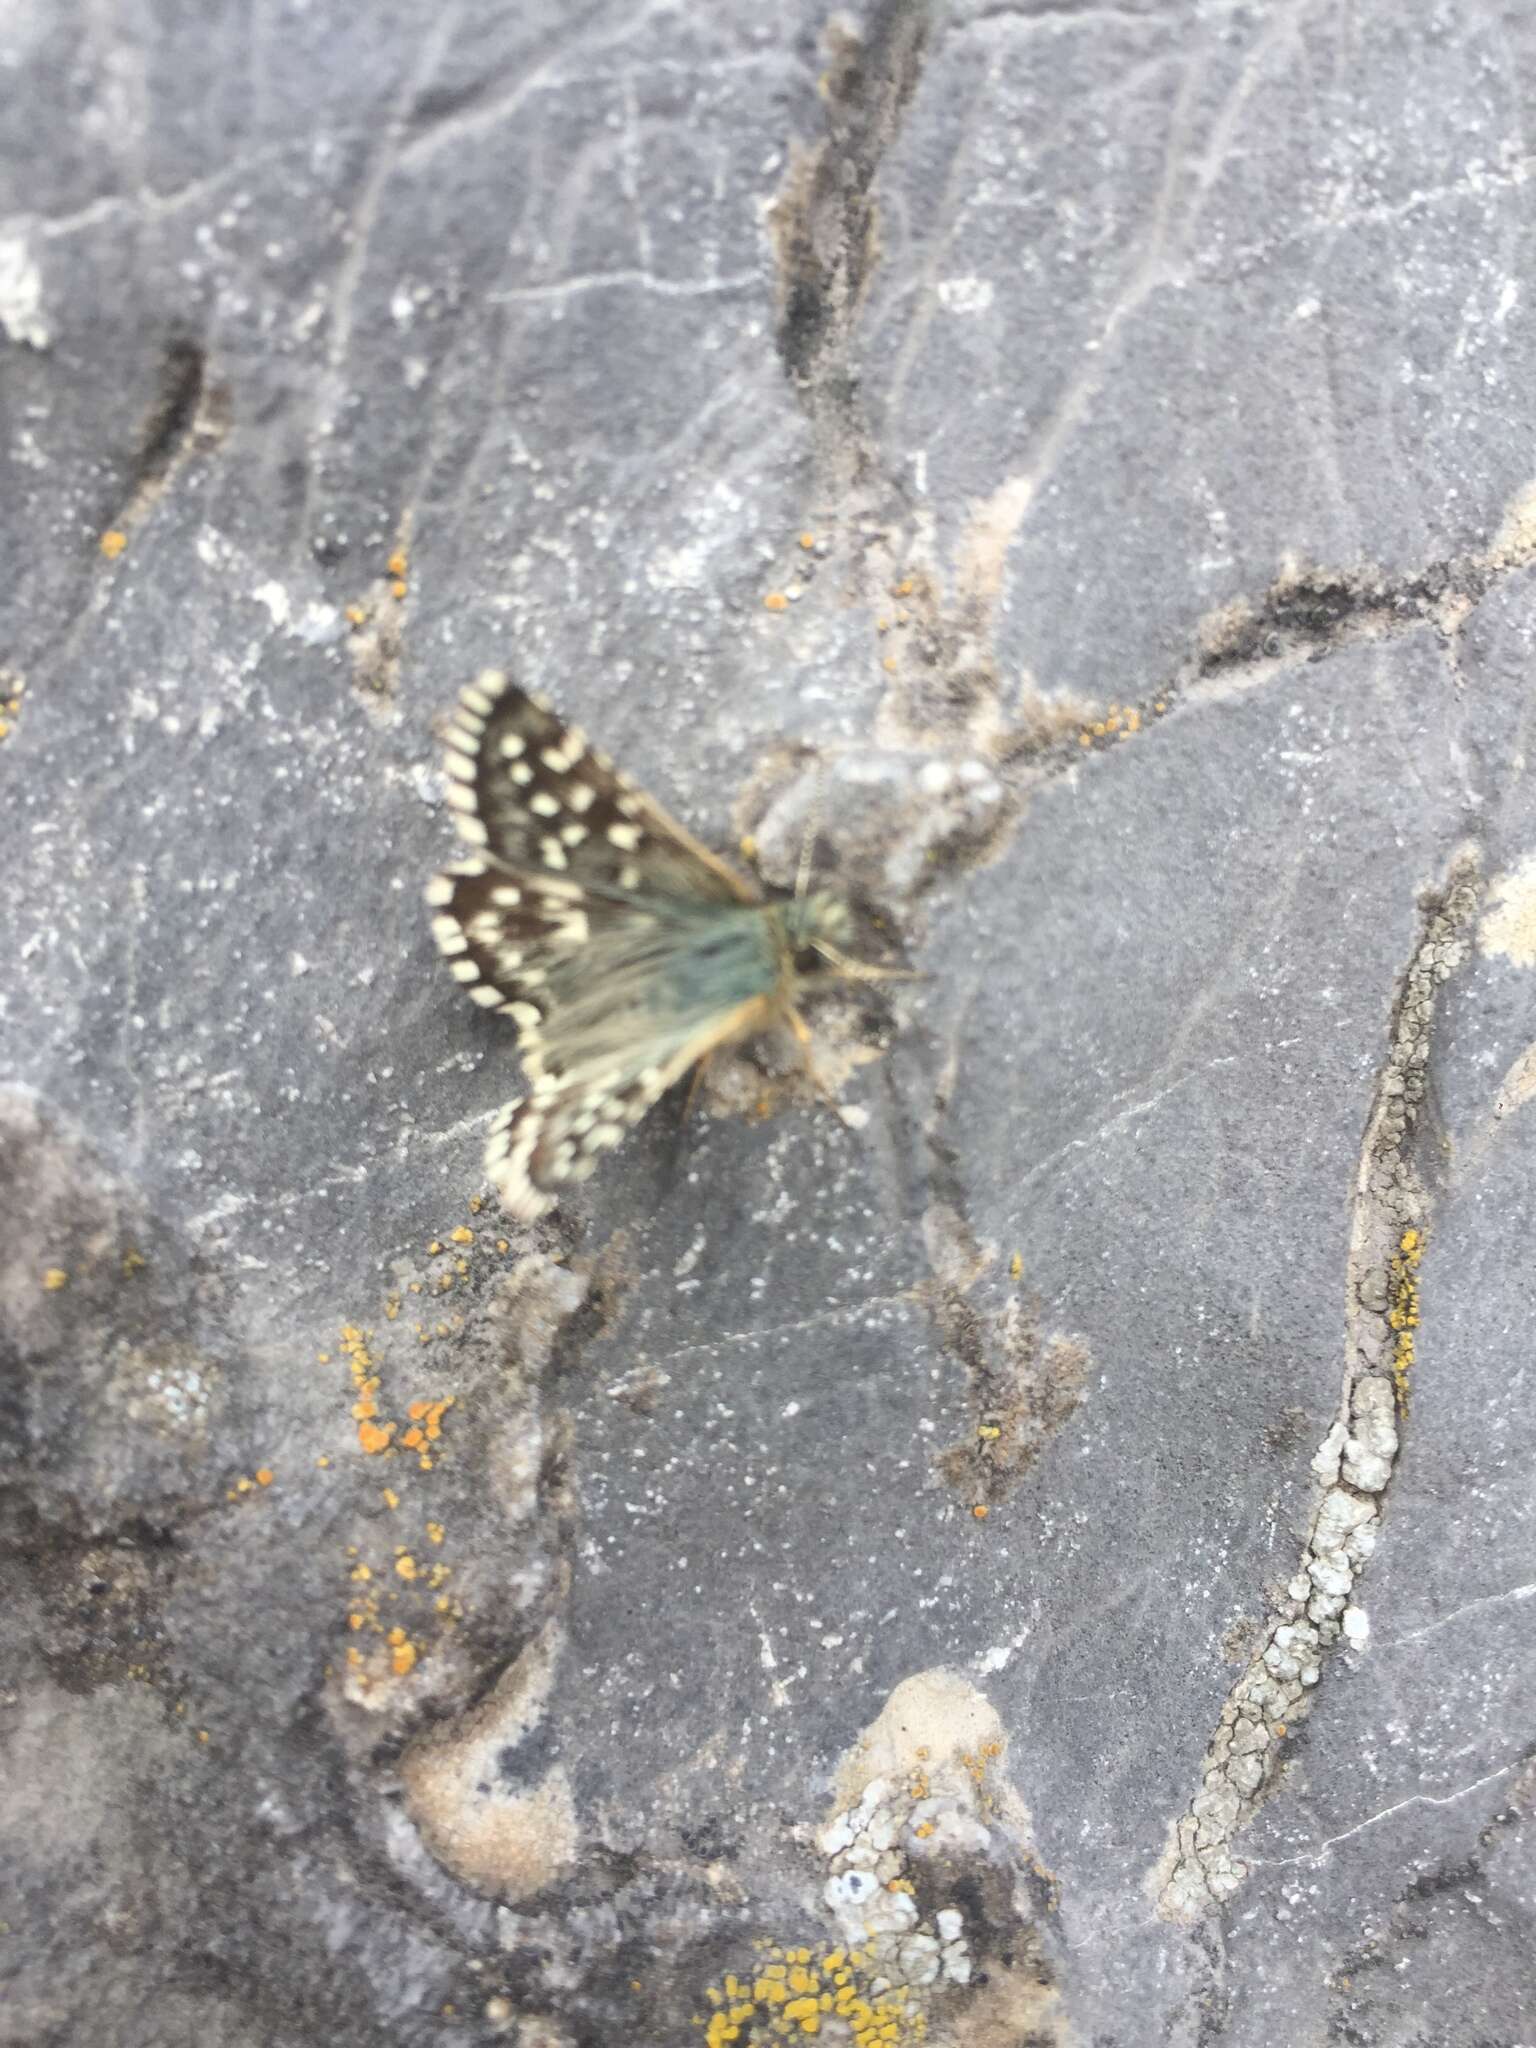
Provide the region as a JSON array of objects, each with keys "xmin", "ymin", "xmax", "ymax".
[{"xmin": 3, "ymin": 2, "xmax": 1534, "ymax": 2044}]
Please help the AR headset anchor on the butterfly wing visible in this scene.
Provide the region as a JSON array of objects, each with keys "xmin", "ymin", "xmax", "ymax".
[
  {"xmin": 428, "ymin": 673, "xmax": 786, "ymax": 1218},
  {"xmin": 483, "ymin": 993, "xmax": 773, "ymax": 1220},
  {"xmin": 441, "ymin": 670, "xmax": 758, "ymax": 904}
]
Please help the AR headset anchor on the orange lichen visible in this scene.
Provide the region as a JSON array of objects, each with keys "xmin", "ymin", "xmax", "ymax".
[
  {"xmin": 99, "ymin": 530, "xmax": 127, "ymax": 559},
  {"xmin": 763, "ymin": 590, "xmax": 789, "ymax": 612},
  {"xmin": 1387, "ymin": 1227, "xmax": 1423, "ymax": 1414}
]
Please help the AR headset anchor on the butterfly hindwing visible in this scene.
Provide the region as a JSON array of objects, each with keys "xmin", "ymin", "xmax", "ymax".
[{"xmin": 483, "ymin": 996, "xmax": 773, "ymax": 1221}]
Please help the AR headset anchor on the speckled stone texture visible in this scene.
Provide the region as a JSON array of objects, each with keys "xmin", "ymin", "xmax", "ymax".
[{"xmin": 3, "ymin": 3, "xmax": 1535, "ymax": 2045}]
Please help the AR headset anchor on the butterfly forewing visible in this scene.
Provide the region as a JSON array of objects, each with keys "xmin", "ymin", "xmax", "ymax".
[
  {"xmin": 429, "ymin": 672, "xmax": 788, "ymax": 1219},
  {"xmin": 442, "ymin": 671, "xmax": 756, "ymax": 904}
]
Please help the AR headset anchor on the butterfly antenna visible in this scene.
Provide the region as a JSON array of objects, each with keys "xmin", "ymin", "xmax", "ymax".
[{"xmin": 794, "ymin": 756, "xmax": 825, "ymax": 909}]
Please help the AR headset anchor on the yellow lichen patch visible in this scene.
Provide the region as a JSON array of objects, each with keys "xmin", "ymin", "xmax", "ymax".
[
  {"xmin": 763, "ymin": 590, "xmax": 789, "ymax": 612},
  {"xmin": 226, "ymin": 1468, "xmax": 277, "ymax": 1504},
  {"xmin": 1387, "ymin": 1227, "xmax": 1423, "ymax": 1414},
  {"xmin": 697, "ymin": 1940, "xmax": 921, "ymax": 2045},
  {"xmin": 99, "ymin": 529, "xmax": 128, "ymax": 559},
  {"xmin": 42, "ymin": 1267, "xmax": 68, "ymax": 1291},
  {"xmin": 1076, "ymin": 697, "xmax": 1155, "ymax": 750},
  {"xmin": 0, "ymin": 668, "xmax": 25, "ymax": 745}
]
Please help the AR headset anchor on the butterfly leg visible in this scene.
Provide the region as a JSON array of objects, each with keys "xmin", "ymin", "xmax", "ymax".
[
  {"xmin": 785, "ymin": 1007, "xmax": 847, "ymax": 1118},
  {"xmin": 681, "ymin": 1052, "xmax": 713, "ymax": 1125}
]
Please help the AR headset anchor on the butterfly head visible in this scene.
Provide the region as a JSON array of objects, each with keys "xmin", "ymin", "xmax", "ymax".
[{"xmin": 779, "ymin": 888, "xmax": 856, "ymax": 979}]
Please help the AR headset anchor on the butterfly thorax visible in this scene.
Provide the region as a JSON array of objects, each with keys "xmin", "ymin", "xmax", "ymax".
[
  {"xmin": 598, "ymin": 888, "xmax": 852, "ymax": 1025},
  {"xmin": 779, "ymin": 887, "xmax": 853, "ymax": 954}
]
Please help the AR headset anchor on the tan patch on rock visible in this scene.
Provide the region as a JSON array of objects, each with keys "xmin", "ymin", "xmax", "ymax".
[
  {"xmin": 1494, "ymin": 1041, "xmax": 1536, "ymax": 1118},
  {"xmin": 400, "ymin": 1620, "xmax": 576, "ymax": 1902},
  {"xmin": 1480, "ymin": 853, "xmax": 1536, "ymax": 967},
  {"xmin": 1487, "ymin": 478, "xmax": 1536, "ymax": 570}
]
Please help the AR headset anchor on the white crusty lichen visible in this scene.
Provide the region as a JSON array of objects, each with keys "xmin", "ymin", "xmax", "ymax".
[
  {"xmin": 818, "ymin": 1772, "xmax": 977, "ymax": 1991},
  {"xmin": 1153, "ymin": 856, "xmax": 1480, "ymax": 1922}
]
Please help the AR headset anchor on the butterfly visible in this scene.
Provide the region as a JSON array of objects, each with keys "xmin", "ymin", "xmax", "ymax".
[{"xmin": 426, "ymin": 670, "xmax": 885, "ymax": 1221}]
